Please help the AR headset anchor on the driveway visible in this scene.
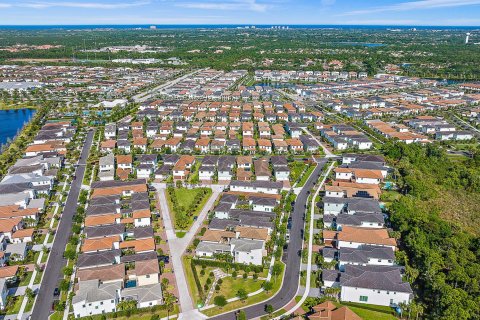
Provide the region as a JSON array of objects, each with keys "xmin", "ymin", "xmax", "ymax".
[
  {"xmin": 209, "ymin": 159, "xmax": 328, "ymax": 320},
  {"xmin": 30, "ymin": 129, "xmax": 95, "ymax": 320}
]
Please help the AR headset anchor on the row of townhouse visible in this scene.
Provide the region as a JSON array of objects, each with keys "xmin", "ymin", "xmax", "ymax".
[
  {"xmin": 320, "ymin": 124, "xmax": 373, "ymax": 150},
  {"xmin": 195, "ymin": 180, "xmax": 284, "ymax": 265},
  {"xmin": 320, "ymin": 154, "xmax": 412, "ymax": 308},
  {"xmin": 98, "ymin": 153, "xmax": 159, "ymax": 181},
  {"xmin": 0, "ymin": 121, "xmax": 71, "ymax": 309},
  {"xmin": 254, "ymin": 70, "xmax": 367, "ymax": 82},
  {"xmin": 100, "ymin": 118, "xmax": 320, "ymax": 156},
  {"xmin": 406, "ymin": 116, "xmax": 474, "ymax": 141},
  {"xmin": 0, "ymin": 65, "xmax": 178, "ymax": 100},
  {"xmin": 365, "ymin": 119, "xmax": 429, "ymax": 144},
  {"xmin": 72, "ymin": 179, "xmax": 163, "ymax": 318}
]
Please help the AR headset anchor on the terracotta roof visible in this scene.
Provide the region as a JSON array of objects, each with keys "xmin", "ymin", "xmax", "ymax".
[
  {"xmin": 133, "ymin": 259, "xmax": 160, "ymax": 276},
  {"xmin": 119, "ymin": 238, "xmax": 155, "ymax": 253},
  {"xmin": 116, "ymin": 155, "xmax": 132, "ymax": 164},
  {"xmin": 0, "ymin": 265, "xmax": 19, "ymax": 278},
  {"xmin": 201, "ymin": 230, "xmax": 236, "ymax": 242},
  {"xmin": 338, "ymin": 226, "xmax": 397, "ymax": 247},
  {"xmin": 82, "ymin": 236, "xmax": 120, "ymax": 252},
  {"xmin": 0, "ymin": 218, "xmax": 22, "ymax": 233},
  {"xmin": 0, "ymin": 206, "xmax": 38, "ymax": 219},
  {"xmin": 235, "ymin": 226, "xmax": 269, "ymax": 241},
  {"xmin": 12, "ymin": 228, "xmax": 35, "ymax": 239},
  {"xmin": 85, "ymin": 214, "xmax": 121, "ymax": 227},
  {"xmin": 77, "ymin": 263, "xmax": 125, "ymax": 282},
  {"xmin": 133, "ymin": 209, "xmax": 151, "ymax": 219},
  {"xmin": 101, "ymin": 140, "xmax": 116, "ymax": 148}
]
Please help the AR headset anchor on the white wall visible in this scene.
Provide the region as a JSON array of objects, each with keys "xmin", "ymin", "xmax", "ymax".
[
  {"xmin": 341, "ymin": 286, "xmax": 410, "ymax": 307},
  {"xmin": 73, "ymin": 298, "xmax": 117, "ymax": 318}
]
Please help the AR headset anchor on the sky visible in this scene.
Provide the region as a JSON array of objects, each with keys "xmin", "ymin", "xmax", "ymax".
[{"xmin": 0, "ymin": 0, "xmax": 480, "ymax": 26}]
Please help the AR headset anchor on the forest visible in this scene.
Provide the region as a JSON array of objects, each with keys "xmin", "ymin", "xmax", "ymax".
[
  {"xmin": 382, "ymin": 142, "xmax": 480, "ymax": 320},
  {"xmin": 1, "ymin": 27, "xmax": 480, "ymax": 79}
]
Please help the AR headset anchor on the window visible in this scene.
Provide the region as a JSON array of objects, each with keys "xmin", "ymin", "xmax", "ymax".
[
  {"xmin": 146, "ymin": 274, "xmax": 150, "ymax": 278},
  {"xmin": 359, "ymin": 296, "xmax": 368, "ymax": 302}
]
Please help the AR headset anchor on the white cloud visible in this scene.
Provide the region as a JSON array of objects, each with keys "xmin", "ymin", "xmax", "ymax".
[
  {"xmin": 176, "ymin": 0, "xmax": 269, "ymax": 12},
  {"xmin": 0, "ymin": 3, "xmax": 13, "ymax": 7},
  {"xmin": 4, "ymin": 1, "xmax": 150, "ymax": 9},
  {"xmin": 340, "ymin": 0, "xmax": 480, "ymax": 16}
]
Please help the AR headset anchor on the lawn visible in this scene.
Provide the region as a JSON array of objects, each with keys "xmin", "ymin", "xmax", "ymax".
[
  {"xmin": 19, "ymin": 271, "xmax": 33, "ymax": 286},
  {"xmin": 200, "ymin": 263, "xmax": 285, "ymax": 317},
  {"xmin": 297, "ymin": 165, "xmax": 315, "ymax": 187},
  {"xmin": 5, "ymin": 296, "xmax": 23, "ymax": 315},
  {"xmin": 335, "ymin": 302, "xmax": 398, "ymax": 320},
  {"xmin": 289, "ymin": 161, "xmax": 307, "ymax": 184},
  {"xmin": 166, "ymin": 187, "xmax": 212, "ymax": 230},
  {"xmin": 211, "ymin": 275, "xmax": 263, "ymax": 300}
]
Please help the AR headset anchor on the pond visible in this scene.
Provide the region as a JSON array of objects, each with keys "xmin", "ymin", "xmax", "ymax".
[{"xmin": 0, "ymin": 108, "xmax": 36, "ymax": 148}]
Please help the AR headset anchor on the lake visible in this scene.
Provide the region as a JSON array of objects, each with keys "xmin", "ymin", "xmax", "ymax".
[{"xmin": 0, "ymin": 109, "xmax": 36, "ymax": 147}]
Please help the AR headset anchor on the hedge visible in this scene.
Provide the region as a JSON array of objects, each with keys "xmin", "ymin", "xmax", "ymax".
[
  {"xmin": 192, "ymin": 258, "xmax": 264, "ymax": 273},
  {"xmin": 191, "ymin": 259, "xmax": 205, "ymax": 300}
]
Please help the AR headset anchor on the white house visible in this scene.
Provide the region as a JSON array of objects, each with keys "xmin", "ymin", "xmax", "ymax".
[
  {"xmin": 72, "ymin": 280, "xmax": 121, "ymax": 318},
  {"xmin": 231, "ymin": 238, "xmax": 265, "ymax": 266}
]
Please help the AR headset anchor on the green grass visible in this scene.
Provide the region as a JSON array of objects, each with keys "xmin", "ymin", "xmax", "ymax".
[
  {"xmin": 74, "ymin": 306, "xmax": 179, "ymax": 320},
  {"xmin": 200, "ymin": 263, "xmax": 285, "ymax": 317},
  {"xmin": 183, "ymin": 256, "xmax": 202, "ymax": 304},
  {"xmin": 336, "ymin": 302, "xmax": 398, "ymax": 320},
  {"xmin": 5, "ymin": 296, "xmax": 23, "ymax": 315},
  {"xmin": 166, "ymin": 187, "xmax": 212, "ymax": 230},
  {"xmin": 297, "ymin": 165, "xmax": 315, "ymax": 187},
  {"xmin": 49, "ymin": 312, "xmax": 63, "ymax": 320},
  {"xmin": 211, "ymin": 275, "xmax": 263, "ymax": 300},
  {"xmin": 289, "ymin": 161, "xmax": 306, "ymax": 184},
  {"xmin": 176, "ymin": 231, "xmax": 186, "ymax": 238},
  {"xmin": 19, "ymin": 271, "xmax": 33, "ymax": 286},
  {"xmin": 25, "ymin": 297, "xmax": 34, "ymax": 312},
  {"xmin": 34, "ymin": 270, "xmax": 43, "ymax": 284}
]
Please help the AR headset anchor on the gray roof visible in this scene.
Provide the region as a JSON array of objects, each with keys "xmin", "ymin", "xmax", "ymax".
[
  {"xmin": 231, "ymin": 238, "xmax": 264, "ymax": 252},
  {"xmin": 230, "ymin": 180, "xmax": 283, "ymax": 190},
  {"xmin": 209, "ymin": 218, "xmax": 240, "ymax": 230},
  {"xmin": 127, "ymin": 226, "xmax": 154, "ymax": 239},
  {"xmin": 72, "ymin": 279, "xmax": 121, "ymax": 305},
  {"xmin": 340, "ymin": 265, "xmax": 412, "ymax": 293},
  {"xmin": 339, "ymin": 245, "xmax": 395, "ymax": 264},
  {"xmin": 77, "ymin": 249, "xmax": 121, "ymax": 269},
  {"xmin": 85, "ymin": 224, "xmax": 125, "ymax": 238},
  {"xmin": 196, "ymin": 241, "xmax": 231, "ymax": 253},
  {"xmin": 86, "ymin": 204, "xmax": 118, "ymax": 216},
  {"xmin": 120, "ymin": 251, "xmax": 158, "ymax": 263},
  {"xmin": 99, "ymin": 153, "xmax": 115, "ymax": 166},
  {"xmin": 91, "ymin": 179, "xmax": 146, "ymax": 189},
  {"xmin": 336, "ymin": 212, "xmax": 385, "ymax": 226},
  {"xmin": 122, "ymin": 283, "xmax": 163, "ymax": 304}
]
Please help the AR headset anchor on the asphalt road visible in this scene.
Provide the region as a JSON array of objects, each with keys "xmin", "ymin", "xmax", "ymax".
[
  {"xmin": 210, "ymin": 159, "xmax": 328, "ymax": 320},
  {"xmin": 31, "ymin": 129, "xmax": 95, "ymax": 320}
]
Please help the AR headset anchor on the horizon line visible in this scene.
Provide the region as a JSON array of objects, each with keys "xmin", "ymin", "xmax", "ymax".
[{"xmin": 0, "ymin": 23, "xmax": 479, "ymax": 28}]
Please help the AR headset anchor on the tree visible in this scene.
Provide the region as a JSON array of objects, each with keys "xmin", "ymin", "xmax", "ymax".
[
  {"xmin": 62, "ymin": 266, "xmax": 73, "ymax": 277},
  {"xmin": 163, "ymin": 292, "xmax": 176, "ymax": 319},
  {"xmin": 272, "ymin": 262, "xmax": 282, "ymax": 282},
  {"xmin": 265, "ymin": 304, "xmax": 274, "ymax": 316},
  {"xmin": 237, "ymin": 310, "xmax": 247, "ymax": 320},
  {"xmin": 117, "ymin": 300, "xmax": 137, "ymax": 311},
  {"xmin": 25, "ymin": 287, "xmax": 35, "ymax": 300},
  {"xmin": 236, "ymin": 288, "xmax": 248, "ymax": 302},
  {"xmin": 262, "ymin": 281, "xmax": 273, "ymax": 292},
  {"xmin": 214, "ymin": 295, "xmax": 227, "ymax": 308}
]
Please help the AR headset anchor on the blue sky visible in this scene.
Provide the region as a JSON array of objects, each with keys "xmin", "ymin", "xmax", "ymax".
[{"xmin": 0, "ymin": 0, "xmax": 480, "ymax": 26}]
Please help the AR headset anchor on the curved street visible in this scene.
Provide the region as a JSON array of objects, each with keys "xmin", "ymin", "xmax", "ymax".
[{"xmin": 210, "ymin": 159, "xmax": 328, "ymax": 320}]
